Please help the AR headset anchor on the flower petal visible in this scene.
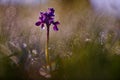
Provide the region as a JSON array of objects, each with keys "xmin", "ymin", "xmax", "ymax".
[
  {"xmin": 55, "ymin": 21, "xmax": 60, "ymax": 25},
  {"xmin": 35, "ymin": 8, "xmax": 60, "ymax": 31},
  {"xmin": 40, "ymin": 12, "xmax": 44, "ymax": 15},
  {"xmin": 49, "ymin": 18, "xmax": 54, "ymax": 24},
  {"xmin": 53, "ymin": 26, "xmax": 58, "ymax": 31},
  {"xmin": 49, "ymin": 12, "xmax": 55, "ymax": 17},
  {"xmin": 48, "ymin": 8, "xmax": 55, "ymax": 17},
  {"xmin": 48, "ymin": 8, "xmax": 55, "ymax": 13},
  {"xmin": 35, "ymin": 21, "xmax": 41, "ymax": 26},
  {"xmin": 39, "ymin": 16, "xmax": 43, "ymax": 20},
  {"xmin": 41, "ymin": 24, "xmax": 45, "ymax": 29},
  {"xmin": 53, "ymin": 21, "xmax": 60, "ymax": 26}
]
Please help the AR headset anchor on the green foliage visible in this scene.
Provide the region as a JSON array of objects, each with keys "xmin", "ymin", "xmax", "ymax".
[{"xmin": 50, "ymin": 33, "xmax": 120, "ymax": 80}]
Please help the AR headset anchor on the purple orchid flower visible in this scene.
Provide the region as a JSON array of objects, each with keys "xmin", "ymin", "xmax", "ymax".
[
  {"xmin": 35, "ymin": 8, "xmax": 60, "ymax": 31},
  {"xmin": 35, "ymin": 8, "xmax": 60, "ymax": 72}
]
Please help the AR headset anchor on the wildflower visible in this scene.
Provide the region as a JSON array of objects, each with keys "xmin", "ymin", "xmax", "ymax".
[
  {"xmin": 35, "ymin": 8, "xmax": 60, "ymax": 73},
  {"xmin": 35, "ymin": 8, "xmax": 60, "ymax": 31}
]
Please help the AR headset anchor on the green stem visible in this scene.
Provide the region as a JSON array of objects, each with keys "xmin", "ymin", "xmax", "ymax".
[{"xmin": 45, "ymin": 25, "xmax": 52, "ymax": 72}]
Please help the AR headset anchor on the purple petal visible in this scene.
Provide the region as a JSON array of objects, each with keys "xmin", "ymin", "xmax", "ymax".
[
  {"xmin": 35, "ymin": 21, "xmax": 41, "ymax": 26},
  {"xmin": 44, "ymin": 12, "xmax": 48, "ymax": 16},
  {"xmin": 48, "ymin": 8, "xmax": 55, "ymax": 13},
  {"xmin": 39, "ymin": 16, "xmax": 43, "ymax": 20},
  {"xmin": 53, "ymin": 26, "xmax": 58, "ymax": 31},
  {"xmin": 49, "ymin": 12, "xmax": 55, "ymax": 17},
  {"xmin": 40, "ymin": 12, "xmax": 44, "ymax": 15},
  {"xmin": 48, "ymin": 8, "xmax": 55, "ymax": 17},
  {"xmin": 49, "ymin": 18, "xmax": 54, "ymax": 24},
  {"xmin": 41, "ymin": 24, "xmax": 45, "ymax": 29},
  {"xmin": 36, "ymin": 8, "xmax": 60, "ymax": 30},
  {"xmin": 53, "ymin": 21, "xmax": 60, "ymax": 25}
]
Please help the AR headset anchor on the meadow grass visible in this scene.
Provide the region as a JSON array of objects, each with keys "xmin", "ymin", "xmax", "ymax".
[{"xmin": 0, "ymin": 1, "xmax": 120, "ymax": 80}]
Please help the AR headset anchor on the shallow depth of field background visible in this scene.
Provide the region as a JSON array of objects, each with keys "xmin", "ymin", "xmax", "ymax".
[{"xmin": 1, "ymin": 0, "xmax": 120, "ymax": 80}]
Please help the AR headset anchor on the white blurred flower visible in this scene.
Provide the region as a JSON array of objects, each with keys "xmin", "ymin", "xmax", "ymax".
[{"xmin": 32, "ymin": 49, "xmax": 37, "ymax": 55}]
